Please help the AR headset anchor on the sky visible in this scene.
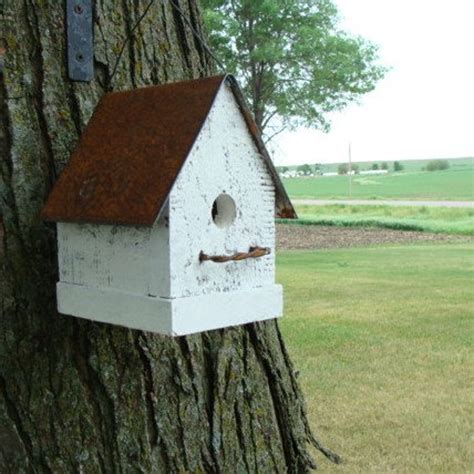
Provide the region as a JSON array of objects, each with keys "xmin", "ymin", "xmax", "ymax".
[{"xmin": 272, "ymin": 0, "xmax": 474, "ymax": 166}]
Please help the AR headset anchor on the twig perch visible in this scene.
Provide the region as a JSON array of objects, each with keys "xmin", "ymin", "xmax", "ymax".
[{"xmin": 199, "ymin": 246, "xmax": 270, "ymax": 263}]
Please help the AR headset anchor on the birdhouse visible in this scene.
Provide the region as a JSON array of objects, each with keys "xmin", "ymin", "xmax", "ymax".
[{"xmin": 41, "ymin": 75, "xmax": 296, "ymax": 336}]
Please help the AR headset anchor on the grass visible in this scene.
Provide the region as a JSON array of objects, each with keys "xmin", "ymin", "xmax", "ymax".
[
  {"xmin": 279, "ymin": 204, "xmax": 474, "ymax": 236},
  {"xmin": 281, "ymin": 157, "xmax": 474, "ymax": 175},
  {"xmin": 282, "ymin": 166, "xmax": 474, "ymax": 201},
  {"xmin": 277, "ymin": 243, "xmax": 474, "ymax": 472}
]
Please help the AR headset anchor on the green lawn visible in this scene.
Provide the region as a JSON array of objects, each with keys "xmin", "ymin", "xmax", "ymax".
[
  {"xmin": 277, "ymin": 243, "xmax": 473, "ymax": 472},
  {"xmin": 283, "ymin": 203, "xmax": 474, "ymax": 235},
  {"xmin": 282, "ymin": 167, "xmax": 474, "ymax": 201},
  {"xmin": 282, "ymin": 157, "xmax": 474, "ymax": 175}
]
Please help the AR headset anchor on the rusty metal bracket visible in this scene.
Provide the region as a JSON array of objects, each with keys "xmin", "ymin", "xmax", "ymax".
[{"xmin": 66, "ymin": 0, "xmax": 93, "ymax": 81}]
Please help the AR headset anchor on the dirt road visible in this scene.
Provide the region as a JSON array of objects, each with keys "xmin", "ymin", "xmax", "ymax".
[{"xmin": 276, "ymin": 224, "xmax": 470, "ymax": 250}]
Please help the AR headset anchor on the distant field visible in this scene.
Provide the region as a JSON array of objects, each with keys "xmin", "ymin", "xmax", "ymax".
[
  {"xmin": 279, "ymin": 156, "xmax": 473, "ymax": 174},
  {"xmin": 284, "ymin": 203, "xmax": 474, "ymax": 235},
  {"xmin": 278, "ymin": 243, "xmax": 473, "ymax": 472},
  {"xmin": 281, "ymin": 157, "xmax": 473, "ymax": 201}
]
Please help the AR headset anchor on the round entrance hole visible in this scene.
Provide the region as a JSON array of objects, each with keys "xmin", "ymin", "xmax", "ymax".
[{"xmin": 211, "ymin": 194, "xmax": 236, "ymax": 228}]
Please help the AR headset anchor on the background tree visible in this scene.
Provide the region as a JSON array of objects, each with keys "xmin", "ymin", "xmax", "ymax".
[
  {"xmin": 381, "ymin": 162, "xmax": 389, "ymax": 170},
  {"xmin": 371, "ymin": 163, "xmax": 379, "ymax": 170},
  {"xmin": 393, "ymin": 161, "xmax": 404, "ymax": 172},
  {"xmin": 338, "ymin": 163, "xmax": 349, "ymax": 175},
  {"xmin": 298, "ymin": 163, "xmax": 313, "ymax": 175},
  {"xmin": 201, "ymin": 0, "xmax": 386, "ymax": 140},
  {"xmin": 426, "ymin": 159, "xmax": 449, "ymax": 171},
  {"xmin": 0, "ymin": 2, "xmax": 338, "ymax": 471}
]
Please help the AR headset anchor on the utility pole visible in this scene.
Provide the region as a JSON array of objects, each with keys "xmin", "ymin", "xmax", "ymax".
[{"xmin": 348, "ymin": 141, "xmax": 352, "ymax": 198}]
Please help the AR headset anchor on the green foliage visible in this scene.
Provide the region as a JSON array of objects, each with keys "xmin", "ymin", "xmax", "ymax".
[
  {"xmin": 278, "ymin": 166, "xmax": 289, "ymax": 174},
  {"xmin": 371, "ymin": 163, "xmax": 379, "ymax": 170},
  {"xmin": 381, "ymin": 162, "xmax": 389, "ymax": 170},
  {"xmin": 337, "ymin": 163, "xmax": 348, "ymax": 175},
  {"xmin": 201, "ymin": 0, "xmax": 387, "ymax": 137},
  {"xmin": 283, "ymin": 203, "xmax": 474, "ymax": 235},
  {"xmin": 284, "ymin": 156, "xmax": 472, "ymax": 174},
  {"xmin": 393, "ymin": 161, "xmax": 404, "ymax": 171},
  {"xmin": 426, "ymin": 159, "xmax": 450, "ymax": 171},
  {"xmin": 282, "ymin": 166, "xmax": 474, "ymax": 200},
  {"xmin": 297, "ymin": 163, "xmax": 313, "ymax": 175}
]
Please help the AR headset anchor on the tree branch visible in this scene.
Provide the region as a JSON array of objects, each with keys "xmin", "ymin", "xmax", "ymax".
[{"xmin": 264, "ymin": 125, "xmax": 286, "ymax": 144}]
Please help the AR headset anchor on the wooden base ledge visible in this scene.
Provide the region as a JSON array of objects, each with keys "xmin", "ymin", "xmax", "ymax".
[{"xmin": 57, "ymin": 282, "xmax": 283, "ymax": 336}]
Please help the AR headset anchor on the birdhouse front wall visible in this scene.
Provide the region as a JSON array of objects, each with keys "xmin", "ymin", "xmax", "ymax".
[{"xmin": 165, "ymin": 83, "xmax": 276, "ymax": 299}]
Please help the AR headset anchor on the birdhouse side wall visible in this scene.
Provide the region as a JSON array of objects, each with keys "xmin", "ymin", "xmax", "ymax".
[
  {"xmin": 57, "ymin": 212, "xmax": 170, "ymax": 297},
  {"xmin": 165, "ymin": 84, "xmax": 275, "ymax": 299},
  {"xmin": 148, "ymin": 203, "xmax": 171, "ymax": 297}
]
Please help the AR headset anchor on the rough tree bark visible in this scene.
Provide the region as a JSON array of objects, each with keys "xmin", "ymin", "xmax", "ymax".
[{"xmin": 0, "ymin": 1, "xmax": 338, "ymax": 472}]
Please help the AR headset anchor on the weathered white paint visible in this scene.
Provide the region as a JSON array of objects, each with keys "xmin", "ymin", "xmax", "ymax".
[
  {"xmin": 148, "ymin": 203, "xmax": 170, "ymax": 297},
  {"xmin": 57, "ymin": 222, "xmax": 152, "ymax": 295},
  {"xmin": 55, "ymin": 82, "xmax": 282, "ymax": 335},
  {"xmin": 170, "ymin": 284, "xmax": 281, "ymax": 335},
  {"xmin": 57, "ymin": 282, "xmax": 173, "ymax": 334},
  {"xmin": 167, "ymin": 84, "xmax": 276, "ymax": 299},
  {"xmin": 57, "ymin": 282, "xmax": 282, "ymax": 336},
  {"xmin": 57, "ymin": 205, "xmax": 169, "ymax": 297}
]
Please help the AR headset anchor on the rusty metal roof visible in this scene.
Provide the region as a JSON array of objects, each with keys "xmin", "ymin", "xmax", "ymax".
[{"xmin": 41, "ymin": 75, "xmax": 296, "ymax": 226}]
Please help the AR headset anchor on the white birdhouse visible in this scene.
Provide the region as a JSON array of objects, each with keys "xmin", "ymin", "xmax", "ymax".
[{"xmin": 41, "ymin": 75, "xmax": 296, "ymax": 336}]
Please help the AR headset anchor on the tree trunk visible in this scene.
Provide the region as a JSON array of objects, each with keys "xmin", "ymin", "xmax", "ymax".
[{"xmin": 0, "ymin": 1, "xmax": 337, "ymax": 472}]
